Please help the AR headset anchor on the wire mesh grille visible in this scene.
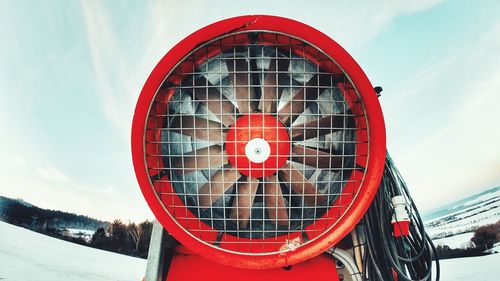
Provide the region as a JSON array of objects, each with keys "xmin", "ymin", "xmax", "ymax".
[{"xmin": 144, "ymin": 31, "xmax": 369, "ymax": 254}]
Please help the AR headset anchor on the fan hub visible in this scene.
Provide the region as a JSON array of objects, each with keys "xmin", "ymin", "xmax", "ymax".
[
  {"xmin": 226, "ymin": 114, "xmax": 290, "ymax": 178},
  {"xmin": 245, "ymin": 138, "xmax": 271, "ymax": 164}
]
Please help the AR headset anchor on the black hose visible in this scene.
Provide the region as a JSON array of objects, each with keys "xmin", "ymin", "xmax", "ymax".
[{"xmin": 361, "ymin": 153, "xmax": 440, "ymax": 281}]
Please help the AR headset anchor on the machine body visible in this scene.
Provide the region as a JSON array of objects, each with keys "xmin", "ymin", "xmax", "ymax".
[{"xmin": 133, "ymin": 15, "xmax": 387, "ymax": 279}]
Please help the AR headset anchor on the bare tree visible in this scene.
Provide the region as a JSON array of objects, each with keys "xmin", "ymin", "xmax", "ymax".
[{"xmin": 128, "ymin": 222, "xmax": 143, "ymax": 254}]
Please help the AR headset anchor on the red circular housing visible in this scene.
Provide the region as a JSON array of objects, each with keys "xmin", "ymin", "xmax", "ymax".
[
  {"xmin": 226, "ymin": 114, "xmax": 290, "ymax": 178},
  {"xmin": 132, "ymin": 15, "xmax": 386, "ymax": 269}
]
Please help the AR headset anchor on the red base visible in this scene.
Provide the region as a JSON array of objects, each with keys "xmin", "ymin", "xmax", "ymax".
[{"xmin": 166, "ymin": 247, "xmax": 339, "ymax": 281}]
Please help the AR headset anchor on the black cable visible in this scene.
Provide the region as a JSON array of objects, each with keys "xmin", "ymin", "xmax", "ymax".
[{"xmin": 361, "ymin": 153, "xmax": 440, "ymax": 281}]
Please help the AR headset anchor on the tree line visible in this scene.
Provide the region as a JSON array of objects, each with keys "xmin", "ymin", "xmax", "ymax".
[
  {"xmin": 0, "ymin": 196, "xmax": 107, "ymax": 230},
  {"xmin": 0, "ymin": 196, "xmax": 153, "ymax": 258},
  {"xmin": 435, "ymin": 220, "xmax": 499, "ymax": 259},
  {"xmin": 90, "ymin": 219, "xmax": 152, "ymax": 258}
]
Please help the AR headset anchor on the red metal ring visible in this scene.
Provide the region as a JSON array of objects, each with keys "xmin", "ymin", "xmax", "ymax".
[{"xmin": 132, "ymin": 15, "xmax": 386, "ymax": 269}]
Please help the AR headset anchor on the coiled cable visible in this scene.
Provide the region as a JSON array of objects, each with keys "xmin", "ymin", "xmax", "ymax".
[{"xmin": 361, "ymin": 154, "xmax": 440, "ymax": 281}]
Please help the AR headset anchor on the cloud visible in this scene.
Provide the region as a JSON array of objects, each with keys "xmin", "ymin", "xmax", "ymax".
[
  {"xmin": 79, "ymin": 0, "xmax": 444, "ymax": 141},
  {"xmin": 12, "ymin": 154, "xmax": 26, "ymax": 167},
  {"xmin": 37, "ymin": 166, "xmax": 71, "ymax": 182},
  {"xmin": 1, "ymin": 154, "xmax": 27, "ymax": 167},
  {"xmin": 2, "ymin": 160, "xmax": 151, "ymax": 222},
  {"xmin": 80, "ymin": 2, "xmax": 141, "ymax": 142},
  {"xmin": 146, "ymin": 0, "xmax": 445, "ymax": 50},
  {"xmin": 386, "ymin": 20, "xmax": 500, "ymax": 209}
]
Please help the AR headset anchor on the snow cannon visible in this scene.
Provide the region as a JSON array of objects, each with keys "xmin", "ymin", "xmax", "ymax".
[{"xmin": 132, "ymin": 15, "xmax": 387, "ymax": 280}]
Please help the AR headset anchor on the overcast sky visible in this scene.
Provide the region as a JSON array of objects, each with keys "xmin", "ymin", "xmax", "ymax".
[{"xmin": 1, "ymin": 0, "xmax": 499, "ymax": 222}]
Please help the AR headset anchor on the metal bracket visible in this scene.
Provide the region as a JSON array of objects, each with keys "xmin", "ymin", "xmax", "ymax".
[{"xmin": 145, "ymin": 220, "xmax": 176, "ymax": 281}]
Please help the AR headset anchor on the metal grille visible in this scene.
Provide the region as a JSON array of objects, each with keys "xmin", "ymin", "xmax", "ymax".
[{"xmin": 145, "ymin": 31, "xmax": 369, "ymax": 254}]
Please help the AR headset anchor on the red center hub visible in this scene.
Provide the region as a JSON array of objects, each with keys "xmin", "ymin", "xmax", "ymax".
[{"xmin": 226, "ymin": 114, "xmax": 290, "ymax": 178}]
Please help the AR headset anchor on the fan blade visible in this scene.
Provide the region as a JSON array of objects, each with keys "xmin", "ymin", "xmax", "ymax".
[
  {"xmin": 264, "ymin": 175, "xmax": 289, "ymax": 226},
  {"xmin": 170, "ymin": 116, "xmax": 226, "ymax": 145},
  {"xmin": 258, "ymin": 59, "xmax": 290, "ymax": 113},
  {"xmin": 198, "ymin": 168, "xmax": 241, "ymax": 207},
  {"xmin": 172, "ymin": 145, "xmax": 227, "ymax": 174},
  {"xmin": 192, "ymin": 77, "xmax": 237, "ymax": 127},
  {"xmin": 277, "ymin": 74, "xmax": 329, "ymax": 126},
  {"xmin": 290, "ymin": 115, "xmax": 345, "ymax": 141},
  {"xmin": 230, "ymin": 177, "xmax": 259, "ymax": 228},
  {"xmin": 291, "ymin": 144, "xmax": 343, "ymax": 170},
  {"xmin": 279, "ymin": 162, "xmax": 326, "ymax": 206},
  {"xmin": 226, "ymin": 58, "xmax": 256, "ymax": 114}
]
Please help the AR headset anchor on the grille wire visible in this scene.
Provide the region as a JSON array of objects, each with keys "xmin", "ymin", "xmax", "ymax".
[{"xmin": 144, "ymin": 31, "xmax": 370, "ymax": 254}]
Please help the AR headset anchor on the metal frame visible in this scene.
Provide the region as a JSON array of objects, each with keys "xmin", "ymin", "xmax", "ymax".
[{"xmin": 144, "ymin": 220, "xmax": 178, "ymax": 281}]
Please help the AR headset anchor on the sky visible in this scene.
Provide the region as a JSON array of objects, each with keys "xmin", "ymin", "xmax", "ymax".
[{"xmin": 0, "ymin": 0, "xmax": 499, "ymax": 222}]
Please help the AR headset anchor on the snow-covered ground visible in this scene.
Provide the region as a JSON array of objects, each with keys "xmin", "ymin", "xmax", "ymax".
[
  {"xmin": 433, "ymin": 232, "xmax": 475, "ymax": 249},
  {"xmin": 0, "ymin": 220, "xmax": 497, "ymax": 280},
  {"xmin": 66, "ymin": 228, "xmax": 95, "ymax": 242},
  {"xmin": 0, "ymin": 221, "xmax": 146, "ymax": 281},
  {"xmin": 426, "ymin": 207, "xmax": 499, "ymax": 238},
  {"xmin": 437, "ymin": 254, "xmax": 500, "ymax": 281},
  {"xmin": 67, "ymin": 228, "xmax": 96, "ymax": 236},
  {"xmin": 424, "ymin": 186, "xmax": 499, "ymax": 248}
]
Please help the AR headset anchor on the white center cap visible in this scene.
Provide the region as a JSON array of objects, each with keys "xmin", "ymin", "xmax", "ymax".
[{"xmin": 245, "ymin": 138, "xmax": 271, "ymax": 163}]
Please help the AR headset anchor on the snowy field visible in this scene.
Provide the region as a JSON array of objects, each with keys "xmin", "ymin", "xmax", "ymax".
[
  {"xmin": 0, "ymin": 221, "xmax": 146, "ymax": 281},
  {"xmin": 425, "ymin": 187, "xmax": 499, "ymax": 249},
  {"xmin": 1, "ymin": 220, "xmax": 498, "ymax": 280},
  {"xmin": 437, "ymin": 254, "xmax": 500, "ymax": 281},
  {"xmin": 67, "ymin": 228, "xmax": 96, "ymax": 236},
  {"xmin": 433, "ymin": 232, "xmax": 475, "ymax": 249}
]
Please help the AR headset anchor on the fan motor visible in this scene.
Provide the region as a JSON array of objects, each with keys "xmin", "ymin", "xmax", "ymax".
[{"xmin": 132, "ymin": 15, "xmax": 386, "ymax": 269}]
